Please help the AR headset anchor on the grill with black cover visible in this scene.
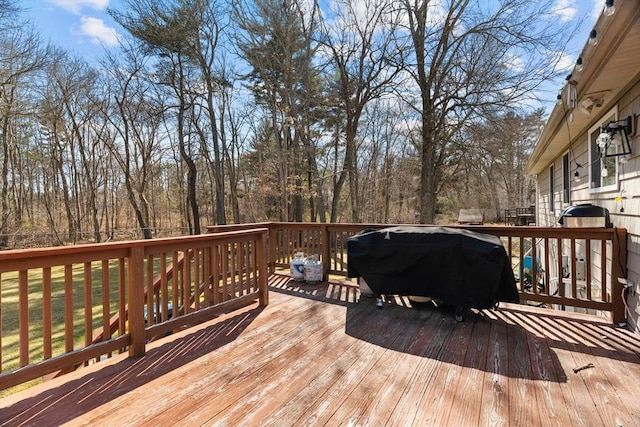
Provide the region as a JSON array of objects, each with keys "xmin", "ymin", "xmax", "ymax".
[{"xmin": 347, "ymin": 226, "xmax": 519, "ymax": 311}]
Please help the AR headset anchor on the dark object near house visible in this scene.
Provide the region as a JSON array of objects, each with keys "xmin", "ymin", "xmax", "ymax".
[
  {"xmin": 557, "ymin": 203, "xmax": 612, "ymax": 228},
  {"xmin": 347, "ymin": 226, "xmax": 519, "ymax": 313},
  {"xmin": 144, "ymin": 302, "xmax": 173, "ymax": 325},
  {"xmin": 504, "ymin": 206, "xmax": 535, "ymax": 226}
]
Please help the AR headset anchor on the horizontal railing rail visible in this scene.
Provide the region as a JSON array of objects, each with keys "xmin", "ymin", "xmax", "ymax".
[
  {"xmin": 208, "ymin": 223, "xmax": 627, "ymax": 323},
  {"xmin": 0, "ymin": 229, "xmax": 268, "ymax": 392}
]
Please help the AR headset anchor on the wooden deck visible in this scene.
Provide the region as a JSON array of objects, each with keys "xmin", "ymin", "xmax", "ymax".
[{"xmin": 1, "ymin": 273, "xmax": 639, "ymax": 426}]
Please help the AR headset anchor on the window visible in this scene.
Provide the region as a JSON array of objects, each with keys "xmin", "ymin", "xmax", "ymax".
[
  {"xmin": 549, "ymin": 164, "xmax": 555, "ymax": 212},
  {"xmin": 589, "ymin": 108, "xmax": 618, "ymax": 191},
  {"xmin": 562, "ymin": 152, "xmax": 570, "ymax": 205}
]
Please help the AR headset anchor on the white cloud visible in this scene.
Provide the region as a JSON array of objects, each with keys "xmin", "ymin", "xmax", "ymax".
[
  {"xmin": 551, "ymin": 0, "xmax": 578, "ymax": 22},
  {"xmin": 46, "ymin": 0, "xmax": 109, "ymax": 15},
  {"xmin": 73, "ymin": 17, "xmax": 120, "ymax": 46},
  {"xmin": 555, "ymin": 51, "xmax": 575, "ymax": 73},
  {"xmin": 590, "ymin": 1, "xmax": 603, "ymax": 21}
]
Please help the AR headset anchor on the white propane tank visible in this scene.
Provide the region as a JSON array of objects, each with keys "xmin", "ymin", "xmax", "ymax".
[
  {"xmin": 303, "ymin": 254, "xmax": 323, "ymax": 284},
  {"xmin": 290, "ymin": 252, "xmax": 305, "ymax": 280}
]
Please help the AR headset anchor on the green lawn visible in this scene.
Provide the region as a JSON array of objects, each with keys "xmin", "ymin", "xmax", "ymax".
[{"xmin": 0, "ymin": 257, "xmax": 172, "ymax": 397}]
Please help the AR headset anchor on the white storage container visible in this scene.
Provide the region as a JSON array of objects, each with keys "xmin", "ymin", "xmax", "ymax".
[
  {"xmin": 303, "ymin": 254, "xmax": 323, "ymax": 284},
  {"xmin": 290, "ymin": 252, "xmax": 305, "ymax": 280}
]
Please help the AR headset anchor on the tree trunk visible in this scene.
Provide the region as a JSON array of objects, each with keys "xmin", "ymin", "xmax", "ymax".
[{"xmin": 0, "ymin": 120, "xmax": 10, "ymax": 248}]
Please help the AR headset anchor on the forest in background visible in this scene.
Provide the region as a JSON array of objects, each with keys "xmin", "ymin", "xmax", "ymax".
[{"xmin": 0, "ymin": 0, "xmax": 574, "ymax": 248}]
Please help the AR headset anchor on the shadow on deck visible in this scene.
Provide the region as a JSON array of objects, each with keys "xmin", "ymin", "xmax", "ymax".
[{"xmin": 272, "ymin": 274, "xmax": 640, "ymax": 378}]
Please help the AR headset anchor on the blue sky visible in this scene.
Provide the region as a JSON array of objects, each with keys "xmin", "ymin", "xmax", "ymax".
[
  {"xmin": 24, "ymin": 0, "xmax": 602, "ymax": 63},
  {"xmin": 24, "ymin": 0, "xmax": 123, "ymax": 62},
  {"xmin": 22, "ymin": 0, "xmax": 605, "ymax": 108}
]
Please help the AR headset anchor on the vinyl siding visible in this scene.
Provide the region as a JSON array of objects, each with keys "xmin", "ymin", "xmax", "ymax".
[{"xmin": 533, "ymin": 82, "xmax": 640, "ymax": 332}]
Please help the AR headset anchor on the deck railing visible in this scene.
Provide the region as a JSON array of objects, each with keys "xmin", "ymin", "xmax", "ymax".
[
  {"xmin": 0, "ymin": 229, "xmax": 268, "ymax": 392},
  {"xmin": 210, "ymin": 223, "xmax": 627, "ymax": 323},
  {"xmin": 0, "ymin": 222, "xmax": 628, "ymax": 393}
]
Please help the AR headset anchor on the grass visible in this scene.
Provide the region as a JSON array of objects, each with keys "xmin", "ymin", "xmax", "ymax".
[
  {"xmin": 0, "ymin": 248, "xmax": 233, "ymax": 397},
  {"xmin": 0, "ymin": 260, "xmax": 130, "ymax": 396},
  {"xmin": 0, "ymin": 255, "xmax": 184, "ymax": 397}
]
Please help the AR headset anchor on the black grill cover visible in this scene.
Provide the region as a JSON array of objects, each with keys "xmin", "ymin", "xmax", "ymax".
[{"xmin": 347, "ymin": 226, "xmax": 519, "ymax": 309}]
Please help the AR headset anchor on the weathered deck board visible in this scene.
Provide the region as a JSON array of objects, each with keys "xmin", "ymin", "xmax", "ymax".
[
  {"xmin": 385, "ymin": 312, "xmax": 458, "ymax": 426},
  {"xmin": 261, "ymin": 308, "xmax": 392, "ymax": 424},
  {"xmin": 477, "ymin": 312, "xmax": 509, "ymax": 426},
  {"xmin": 445, "ymin": 316, "xmax": 490, "ymax": 426},
  {"xmin": 1, "ymin": 274, "xmax": 639, "ymax": 426},
  {"xmin": 317, "ymin": 300, "xmax": 435, "ymax": 426}
]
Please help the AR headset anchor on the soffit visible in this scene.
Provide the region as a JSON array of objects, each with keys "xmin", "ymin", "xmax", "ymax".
[{"xmin": 526, "ymin": 0, "xmax": 640, "ymax": 175}]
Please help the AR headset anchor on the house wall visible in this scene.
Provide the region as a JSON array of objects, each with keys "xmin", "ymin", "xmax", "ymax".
[
  {"xmin": 615, "ymin": 82, "xmax": 640, "ymax": 332},
  {"xmin": 535, "ymin": 79, "xmax": 640, "ymax": 333},
  {"xmin": 536, "ymin": 163, "xmax": 557, "ymax": 226}
]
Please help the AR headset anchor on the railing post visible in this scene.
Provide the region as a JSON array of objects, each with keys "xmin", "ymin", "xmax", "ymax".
[
  {"xmin": 128, "ymin": 245, "xmax": 146, "ymax": 358},
  {"xmin": 321, "ymin": 224, "xmax": 331, "ymax": 279},
  {"xmin": 268, "ymin": 224, "xmax": 276, "ymax": 274},
  {"xmin": 611, "ymin": 228, "xmax": 627, "ymax": 324},
  {"xmin": 257, "ymin": 231, "xmax": 269, "ymax": 306},
  {"xmin": 19, "ymin": 270, "xmax": 29, "ymax": 367}
]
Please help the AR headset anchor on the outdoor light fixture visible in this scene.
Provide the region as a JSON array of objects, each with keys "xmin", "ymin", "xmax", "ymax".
[
  {"xmin": 579, "ymin": 96, "xmax": 603, "ymax": 116},
  {"xmin": 573, "ymin": 162, "xmax": 583, "ymax": 182},
  {"xmin": 575, "ymin": 57, "xmax": 583, "ymax": 72},
  {"xmin": 604, "ymin": 0, "xmax": 615, "ymax": 16},
  {"xmin": 579, "ymin": 98, "xmax": 594, "ymax": 115},
  {"xmin": 596, "ymin": 115, "xmax": 633, "ymax": 158},
  {"xmin": 589, "ymin": 29, "xmax": 598, "ymax": 46}
]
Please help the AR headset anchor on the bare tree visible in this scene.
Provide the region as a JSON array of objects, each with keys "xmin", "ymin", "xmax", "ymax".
[
  {"xmin": 185, "ymin": 0, "xmax": 229, "ymax": 225},
  {"xmin": 0, "ymin": 0, "xmax": 19, "ymax": 27},
  {"xmin": 213, "ymin": 64, "xmax": 251, "ymax": 224},
  {"xmin": 234, "ymin": 0, "xmax": 324, "ymax": 222},
  {"xmin": 396, "ymin": 0, "xmax": 573, "ymax": 223},
  {"xmin": 317, "ymin": 0, "xmax": 403, "ymax": 222},
  {"xmin": 100, "ymin": 46, "xmax": 164, "ymax": 239},
  {"xmin": 111, "ymin": 0, "xmax": 212, "ymax": 234},
  {"xmin": 0, "ymin": 11, "xmax": 48, "ymax": 247},
  {"xmin": 356, "ymin": 98, "xmax": 418, "ymax": 223},
  {"xmin": 38, "ymin": 61, "xmax": 81, "ymax": 243},
  {"xmin": 461, "ymin": 109, "xmax": 543, "ymax": 218},
  {"xmin": 41, "ymin": 52, "xmax": 106, "ymax": 242}
]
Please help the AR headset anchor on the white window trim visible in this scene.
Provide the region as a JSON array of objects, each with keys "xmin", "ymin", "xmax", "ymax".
[
  {"xmin": 588, "ymin": 106, "xmax": 619, "ymax": 194},
  {"xmin": 549, "ymin": 163, "xmax": 555, "ymax": 213},
  {"xmin": 562, "ymin": 151, "xmax": 571, "ymax": 206}
]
